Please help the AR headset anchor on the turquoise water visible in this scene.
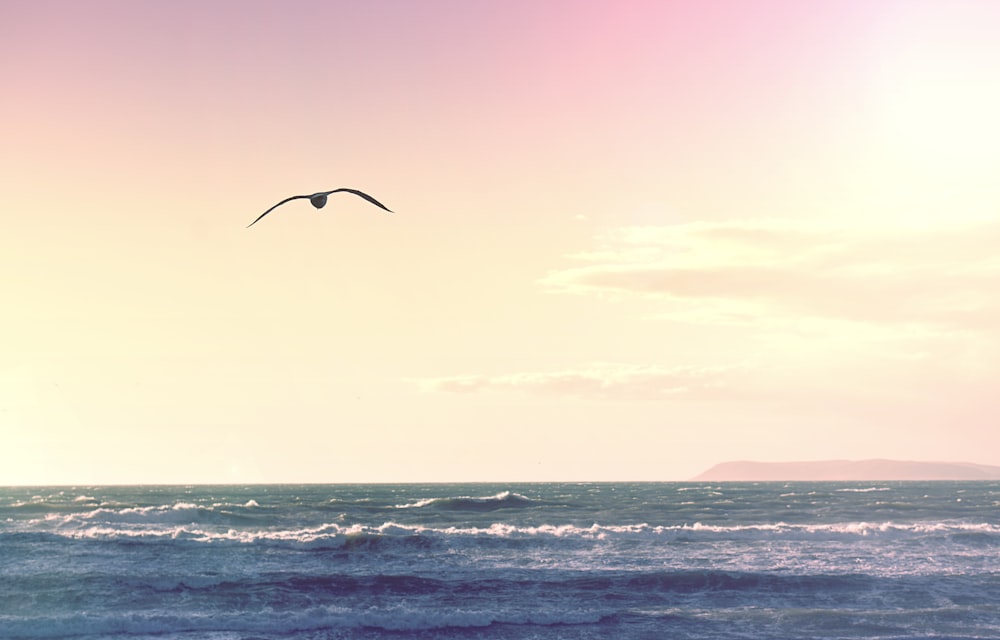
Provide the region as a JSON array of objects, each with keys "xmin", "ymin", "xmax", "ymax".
[{"xmin": 2, "ymin": 482, "xmax": 999, "ymax": 638}]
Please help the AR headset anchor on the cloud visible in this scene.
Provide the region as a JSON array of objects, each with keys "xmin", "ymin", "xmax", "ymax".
[
  {"xmin": 420, "ymin": 218, "xmax": 1000, "ymax": 404},
  {"xmin": 540, "ymin": 218, "xmax": 1000, "ymax": 333},
  {"xmin": 419, "ymin": 363, "xmax": 743, "ymax": 401}
]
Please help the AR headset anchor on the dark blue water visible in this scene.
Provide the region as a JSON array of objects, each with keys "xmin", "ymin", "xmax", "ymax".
[{"xmin": 2, "ymin": 482, "xmax": 998, "ymax": 638}]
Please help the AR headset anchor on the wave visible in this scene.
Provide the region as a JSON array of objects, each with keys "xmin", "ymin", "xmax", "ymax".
[
  {"xmin": 394, "ymin": 491, "xmax": 539, "ymax": 511},
  {"xmin": 4, "ymin": 568, "xmax": 903, "ymax": 602},
  {"xmin": 8, "ymin": 567, "xmax": 994, "ymax": 639},
  {"xmin": 18, "ymin": 501, "xmax": 272, "ymax": 532},
  {"xmin": 623, "ymin": 569, "xmax": 879, "ymax": 594},
  {"xmin": 6, "ymin": 499, "xmax": 131, "ymax": 515},
  {"xmin": 0, "ymin": 605, "xmax": 609, "ymax": 638},
  {"xmin": 7, "ymin": 519, "xmax": 998, "ymax": 551},
  {"xmin": 6, "ymin": 568, "xmax": 965, "ymax": 636},
  {"xmin": 835, "ymin": 487, "xmax": 892, "ymax": 493}
]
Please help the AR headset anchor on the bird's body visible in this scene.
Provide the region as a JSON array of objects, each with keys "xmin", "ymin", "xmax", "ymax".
[{"xmin": 247, "ymin": 188, "xmax": 392, "ymax": 227}]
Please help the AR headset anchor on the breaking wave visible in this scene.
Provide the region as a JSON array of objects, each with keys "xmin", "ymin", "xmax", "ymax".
[
  {"xmin": 395, "ymin": 491, "xmax": 539, "ymax": 511},
  {"xmin": 8, "ymin": 517, "xmax": 998, "ymax": 550}
]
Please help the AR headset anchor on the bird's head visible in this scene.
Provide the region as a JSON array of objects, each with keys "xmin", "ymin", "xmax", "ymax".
[{"xmin": 309, "ymin": 193, "xmax": 328, "ymax": 209}]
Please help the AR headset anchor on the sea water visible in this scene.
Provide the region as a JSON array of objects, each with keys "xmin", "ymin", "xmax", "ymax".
[{"xmin": 1, "ymin": 482, "xmax": 998, "ymax": 639}]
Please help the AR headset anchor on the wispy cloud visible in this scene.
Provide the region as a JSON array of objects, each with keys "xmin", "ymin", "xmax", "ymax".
[
  {"xmin": 419, "ymin": 363, "xmax": 744, "ymax": 401},
  {"xmin": 540, "ymin": 218, "xmax": 1000, "ymax": 333},
  {"xmin": 421, "ymin": 218, "xmax": 1000, "ymax": 403}
]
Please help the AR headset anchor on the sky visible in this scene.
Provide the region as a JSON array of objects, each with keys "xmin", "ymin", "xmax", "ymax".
[{"xmin": 3, "ymin": 0, "xmax": 1000, "ymax": 484}]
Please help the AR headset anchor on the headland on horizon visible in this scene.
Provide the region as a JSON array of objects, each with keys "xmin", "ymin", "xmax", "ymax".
[{"xmin": 692, "ymin": 459, "xmax": 1000, "ymax": 482}]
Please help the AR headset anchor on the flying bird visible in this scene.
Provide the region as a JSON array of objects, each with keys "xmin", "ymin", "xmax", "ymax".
[{"xmin": 247, "ymin": 188, "xmax": 392, "ymax": 227}]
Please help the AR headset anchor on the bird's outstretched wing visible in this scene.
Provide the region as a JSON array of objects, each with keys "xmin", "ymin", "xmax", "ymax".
[
  {"xmin": 322, "ymin": 188, "xmax": 393, "ymax": 213},
  {"xmin": 246, "ymin": 194, "xmax": 308, "ymax": 227}
]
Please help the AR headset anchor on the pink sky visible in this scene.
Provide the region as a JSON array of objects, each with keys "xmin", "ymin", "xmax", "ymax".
[{"xmin": 3, "ymin": 0, "xmax": 1000, "ymax": 483}]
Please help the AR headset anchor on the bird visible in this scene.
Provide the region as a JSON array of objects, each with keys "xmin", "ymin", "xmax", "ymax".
[{"xmin": 247, "ymin": 188, "xmax": 392, "ymax": 227}]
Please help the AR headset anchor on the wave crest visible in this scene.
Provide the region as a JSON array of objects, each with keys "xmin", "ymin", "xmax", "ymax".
[
  {"xmin": 395, "ymin": 491, "xmax": 538, "ymax": 511},
  {"xmin": 13, "ymin": 519, "xmax": 996, "ymax": 551}
]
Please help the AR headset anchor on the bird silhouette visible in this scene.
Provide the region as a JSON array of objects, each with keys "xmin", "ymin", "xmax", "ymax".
[{"xmin": 247, "ymin": 188, "xmax": 392, "ymax": 227}]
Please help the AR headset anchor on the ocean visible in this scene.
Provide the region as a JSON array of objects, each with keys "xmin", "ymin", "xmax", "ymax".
[{"xmin": 1, "ymin": 482, "xmax": 998, "ymax": 639}]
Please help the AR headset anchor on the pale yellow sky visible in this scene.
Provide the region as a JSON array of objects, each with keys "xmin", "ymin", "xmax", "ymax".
[{"xmin": 3, "ymin": 0, "xmax": 1000, "ymax": 483}]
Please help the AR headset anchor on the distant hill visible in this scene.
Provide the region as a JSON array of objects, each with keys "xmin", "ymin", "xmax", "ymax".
[{"xmin": 692, "ymin": 459, "xmax": 1000, "ymax": 481}]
